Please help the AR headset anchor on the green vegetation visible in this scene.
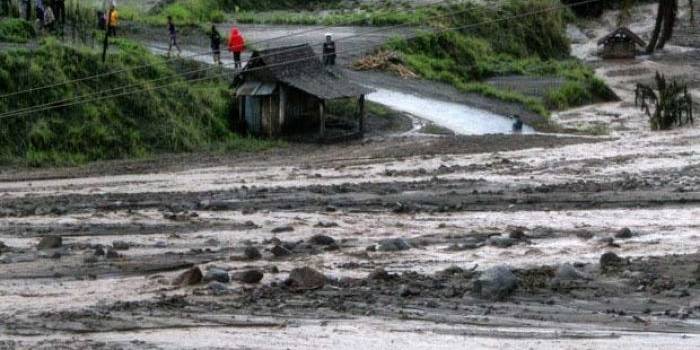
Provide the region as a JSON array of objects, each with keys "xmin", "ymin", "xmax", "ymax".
[
  {"xmin": 379, "ymin": 0, "xmax": 615, "ymax": 116},
  {"xmin": 0, "ymin": 39, "xmax": 280, "ymax": 166},
  {"xmin": 0, "ymin": 18, "xmax": 35, "ymax": 43},
  {"xmin": 635, "ymin": 72, "xmax": 694, "ymax": 130}
]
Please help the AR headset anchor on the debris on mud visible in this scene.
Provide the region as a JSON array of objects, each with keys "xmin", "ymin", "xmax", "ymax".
[
  {"xmin": 36, "ymin": 236, "xmax": 62, "ymax": 250},
  {"xmin": 376, "ymin": 238, "xmax": 411, "ymax": 252}
]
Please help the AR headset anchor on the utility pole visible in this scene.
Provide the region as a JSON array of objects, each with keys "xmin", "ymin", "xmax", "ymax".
[{"xmin": 102, "ymin": 8, "xmax": 112, "ymax": 63}]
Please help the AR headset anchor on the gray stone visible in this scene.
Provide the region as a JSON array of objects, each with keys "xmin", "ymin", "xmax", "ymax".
[
  {"xmin": 244, "ymin": 246, "xmax": 262, "ymax": 260},
  {"xmin": 271, "ymin": 225, "xmax": 294, "ymax": 233},
  {"xmin": 203, "ymin": 268, "xmax": 230, "ymax": 283},
  {"xmin": 154, "ymin": 241, "xmax": 167, "ymax": 248},
  {"xmin": 37, "ymin": 236, "xmax": 62, "ymax": 250},
  {"xmin": 315, "ymin": 221, "xmax": 339, "ymax": 228},
  {"xmin": 615, "ymin": 227, "xmax": 633, "ymax": 239},
  {"xmin": 489, "ymin": 237, "xmax": 516, "ymax": 248},
  {"xmin": 83, "ymin": 255, "xmax": 98, "ymax": 264},
  {"xmin": 472, "ymin": 265, "xmax": 518, "ymax": 300},
  {"xmin": 112, "ymin": 241, "xmax": 130, "ymax": 250},
  {"xmin": 377, "ymin": 238, "xmax": 411, "ymax": 252},
  {"xmin": 237, "ymin": 269, "xmax": 264, "ymax": 284},
  {"xmin": 105, "ymin": 249, "xmax": 120, "ymax": 259},
  {"xmin": 556, "ymin": 263, "xmax": 584, "ymax": 281},
  {"xmin": 310, "ymin": 235, "xmax": 336, "ymax": 246},
  {"xmin": 600, "ymin": 252, "xmax": 624, "ymax": 272},
  {"xmin": 208, "ymin": 281, "xmax": 229, "ymax": 292},
  {"xmin": 94, "ymin": 246, "xmax": 105, "ymax": 256},
  {"xmin": 286, "ymin": 267, "xmax": 326, "ymax": 291},
  {"xmin": 271, "ymin": 245, "xmax": 292, "ymax": 257}
]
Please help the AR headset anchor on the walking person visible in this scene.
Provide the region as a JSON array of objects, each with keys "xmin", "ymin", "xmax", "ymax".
[
  {"xmin": 35, "ymin": 0, "xmax": 45, "ymax": 28},
  {"xmin": 210, "ymin": 24, "xmax": 222, "ymax": 65},
  {"xmin": 512, "ymin": 114, "xmax": 523, "ymax": 133},
  {"xmin": 322, "ymin": 33, "xmax": 336, "ymax": 66},
  {"xmin": 228, "ymin": 25, "xmax": 245, "ymax": 69},
  {"xmin": 43, "ymin": 3, "xmax": 55, "ymax": 33},
  {"xmin": 107, "ymin": 4, "xmax": 117, "ymax": 36},
  {"xmin": 166, "ymin": 16, "xmax": 182, "ymax": 58}
]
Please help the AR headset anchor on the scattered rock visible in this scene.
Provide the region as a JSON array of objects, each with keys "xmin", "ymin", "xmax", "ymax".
[
  {"xmin": 154, "ymin": 241, "xmax": 167, "ymax": 248},
  {"xmin": 112, "ymin": 241, "xmax": 130, "ymax": 250},
  {"xmin": 105, "ymin": 249, "xmax": 120, "ymax": 259},
  {"xmin": 315, "ymin": 221, "xmax": 339, "ymax": 228},
  {"xmin": 615, "ymin": 227, "xmax": 633, "ymax": 239},
  {"xmin": 508, "ymin": 228, "xmax": 527, "ymax": 240},
  {"xmin": 556, "ymin": 263, "xmax": 585, "ymax": 281},
  {"xmin": 173, "ymin": 267, "xmax": 203, "ymax": 286},
  {"xmin": 204, "ymin": 238, "xmax": 220, "ymax": 247},
  {"xmin": 369, "ymin": 267, "xmax": 392, "ymax": 280},
  {"xmin": 377, "ymin": 238, "xmax": 411, "ymax": 252},
  {"xmin": 271, "ymin": 225, "xmax": 294, "ymax": 233},
  {"xmin": 366, "ymin": 245, "xmax": 376, "ymax": 252},
  {"xmin": 399, "ymin": 284, "xmax": 420, "ymax": 297},
  {"xmin": 271, "ymin": 245, "xmax": 292, "ymax": 257},
  {"xmin": 203, "ymin": 268, "xmax": 230, "ymax": 283},
  {"xmin": 208, "ymin": 281, "xmax": 229, "ymax": 292},
  {"xmin": 472, "ymin": 265, "xmax": 518, "ymax": 300},
  {"xmin": 94, "ymin": 246, "xmax": 105, "ymax": 256},
  {"xmin": 244, "ymin": 246, "xmax": 262, "ymax": 260},
  {"xmin": 37, "ymin": 236, "xmax": 62, "ymax": 250},
  {"xmin": 310, "ymin": 235, "xmax": 336, "ymax": 246},
  {"xmin": 236, "ymin": 269, "xmax": 264, "ymax": 284},
  {"xmin": 600, "ymin": 252, "xmax": 624, "ymax": 272},
  {"xmin": 286, "ymin": 267, "xmax": 325, "ymax": 291},
  {"xmin": 489, "ymin": 237, "xmax": 516, "ymax": 248},
  {"xmin": 83, "ymin": 255, "xmax": 98, "ymax": 264},
  {"xmin": 0, "ymin": 241, "xmax": 8, "ymax": 253}
]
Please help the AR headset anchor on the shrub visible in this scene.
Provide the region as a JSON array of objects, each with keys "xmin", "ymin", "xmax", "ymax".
[{"xmin": 0, "ymin": 18, "xmax": 35, "ymax": 43}]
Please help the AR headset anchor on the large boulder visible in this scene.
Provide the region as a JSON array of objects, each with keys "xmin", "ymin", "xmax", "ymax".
[
  {"xmin": 377, "ymin": 238, "xmax": 411, "ymax": 252},
  {"xmin": 600, "ymin": 252, "xmax": 624, "ymax": 272},
  {"xmin": 556, "ymin": 263, "xmax": 585, "ymax": 281},
  {"xmin": 309, "ymin": 234, "xmax": 336, "ymax": 246},
  {"xmin": 37, "ymin": 236, "xmax": 62, "ymax": 250},
  {"xmin": 472, "ymin": 265, "xmax": 518, "ymax": 300},
  {"xmin": 615, "ymin": 227, "xmax": 633, "ymax": 239},
  {"xmin": 286, "ymin": 267, "xmax": 326, "ymax": 291},
  {"xmin": 236, "ymin": 269, "xmax": 264, "ymax": 284},
  {"xmin": 244, "ymin": 246, "xmax": 262, "ymax": 260}
]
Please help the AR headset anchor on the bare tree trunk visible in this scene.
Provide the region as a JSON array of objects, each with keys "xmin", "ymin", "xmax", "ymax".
[
  {"xmin": 647, "ymin": 0, "xmax": 666, "ymax": 53},
  {"xmin": 658, "ymin": 0, "xmax": 678, "ymax": 49}
]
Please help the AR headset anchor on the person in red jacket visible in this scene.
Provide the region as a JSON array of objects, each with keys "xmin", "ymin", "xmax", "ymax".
[{"xmin": 228, "ymin": 26, "xmax": 245, "ymax": 69}]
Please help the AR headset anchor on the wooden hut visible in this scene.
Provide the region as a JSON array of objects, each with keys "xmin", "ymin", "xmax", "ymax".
[
  {"xmin": 597, "ymin": 27, "xmax": 646, "ymax": 59},
  {"xmin": 233, "ymin": 44, "xmax": 373, "ymax": 139}
]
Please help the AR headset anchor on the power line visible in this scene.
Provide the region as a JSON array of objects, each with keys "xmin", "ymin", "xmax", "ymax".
[
  {"xmin": 0, "ymin": 0, "xmax": 456, "ymax": 100},
  {"xmin": 0, "ymin": 0, "xmax": 602, "ymax": 120},
  {"xmin": 0, "ymin": 0, "xmax": 516, "ymax": 117}
]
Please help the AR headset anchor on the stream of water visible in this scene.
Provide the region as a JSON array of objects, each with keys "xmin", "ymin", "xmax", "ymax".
[{"xmin": 367, "ymin": 88, "xmax": 534, "ymax": 135}]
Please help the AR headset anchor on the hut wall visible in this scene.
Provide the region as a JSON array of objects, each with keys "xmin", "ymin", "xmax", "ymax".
[
  {"xmin": 602, "ymin": 40, "xmax": 636, "ymax": 59},
  {"xmin": 260, "ymin": 93, "xmax": 281, "ymax": 137},
  {"xmin": 282, "ymin": 87, "xmax": 321, "ymax": 133}
]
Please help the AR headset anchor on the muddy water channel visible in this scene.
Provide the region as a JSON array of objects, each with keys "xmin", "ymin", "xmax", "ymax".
[{"xmin": 367, "ymin": 88, "xmax": 535, "ymax": 135}]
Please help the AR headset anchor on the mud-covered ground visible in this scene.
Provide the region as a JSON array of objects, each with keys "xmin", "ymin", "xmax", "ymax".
[{"xmin": 1, "ymin": 4, "xmax": 700, "ymax": 350}]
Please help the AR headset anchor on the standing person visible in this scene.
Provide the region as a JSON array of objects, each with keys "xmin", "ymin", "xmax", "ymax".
[
  {"xmin": 107, "ymin": 5, "xmax": 117, "ymax": 37},
  {"xmin": 22, "ymin": 0, "xmax": 31, "ymax": 21},
  {"xmin": 512, "ymin": 114, "xmax": 523, "ymax": 133},
  {"xmin": 1, "ymin": 0, "xmax": 10, "ymax": 17},
  {"xmin": 43, "ymin": 3, "xmax": 55, "ymax": 32},
  {"xmin": 52, "ymin": 0, "xmax": 64, "ymax": 28},
  {"xmin": 210, "ymin": 24, "xmax": 222, "ymax": 65},
  {"xmin": 322, "ymin": 33, "xmax": 336, "ymax": 66},
  {"xmin": 35, "ymin": 0, "xmax": 45, "ymax": 28},
  {"xmin": 166, "ymin": 16, "xmax": 181, "ymax": 58},
  {"xmin": 227, "ymin": 25, "xmax": 245, "ymax": 69}
]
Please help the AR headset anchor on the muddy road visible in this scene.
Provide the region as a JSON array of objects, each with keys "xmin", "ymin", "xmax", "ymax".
[{"xmin": 1, "ymin": 3, "xmax": 700, "ymax": 350}]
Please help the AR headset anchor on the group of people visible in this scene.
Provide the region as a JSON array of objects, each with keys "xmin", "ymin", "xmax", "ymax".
[
  {"xmin": 5, "ymin": 0, "xmax": 65, "ymax": 32},
  {"xmin": 165, "ymin": 18, "xmax": 247, "ymax": 68}
]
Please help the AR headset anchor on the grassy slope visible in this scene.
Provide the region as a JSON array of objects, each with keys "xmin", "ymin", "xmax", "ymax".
[
  {"xmin": 0, "ymin": 38, "xmax": 279, "ymax": 166},
  {"xmin": 383, "ymin": 0, "xmax": 615, "ymax": 117},
  {"xmin": 0, "ymin": 18, "xmax": 35, "ymax": 43}
]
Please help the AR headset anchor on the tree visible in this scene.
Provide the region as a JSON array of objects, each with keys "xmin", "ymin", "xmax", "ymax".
[{"xmin": 644, "ymin": 0, "xmax": 694, "ymax": 53}]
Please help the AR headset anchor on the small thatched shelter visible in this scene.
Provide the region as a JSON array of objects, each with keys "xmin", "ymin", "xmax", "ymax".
[
  {"xmin": 233, "ymin": 44, "xmax": 373, "ymax": 139},
  {"xmin": 597, "ymin": 27, "xmax": 646, "ymax": 59}
]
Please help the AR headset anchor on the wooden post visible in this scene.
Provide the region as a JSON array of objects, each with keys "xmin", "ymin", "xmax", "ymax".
[
  {"xmin": 237, "ymin": 96, "xmax": 244, "ymax": 132},
  {"xmin": 101, "ymin": 8, "xmax": 113, "ymax": 63},
  {"xmin": 359, "ymin": 95, "xmax": 366, "ymax": 135},
  {"xmin": 319, "ymin": 100, "xmax": 326, "ymax": 138},
  {"xmin": 279, "ymin": 85, "xmax": 286, "ymax": 131}
]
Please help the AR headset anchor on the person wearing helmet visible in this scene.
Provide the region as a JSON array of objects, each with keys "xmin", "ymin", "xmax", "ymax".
[
  {"xmin": 228, "ymin": 25, "xmax": 245, "ymax": 69},
  {"xmin": 323, "ymin": 33, "xmax": 336, "ymax": 66}
]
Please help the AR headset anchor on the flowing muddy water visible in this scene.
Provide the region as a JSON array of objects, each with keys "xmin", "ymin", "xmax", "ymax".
[{"xmin": 367, "ymin": 88, "xmax": 535, "ymax": 135}]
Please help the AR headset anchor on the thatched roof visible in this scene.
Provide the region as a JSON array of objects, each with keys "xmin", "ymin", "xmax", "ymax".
[
  {"xmin": 240, "ymin": 44, "xmax": 373, "ymax": 100},
  {"xmin": 597, "ymin": 27, "xmax": 646, "ymax": 47}
]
